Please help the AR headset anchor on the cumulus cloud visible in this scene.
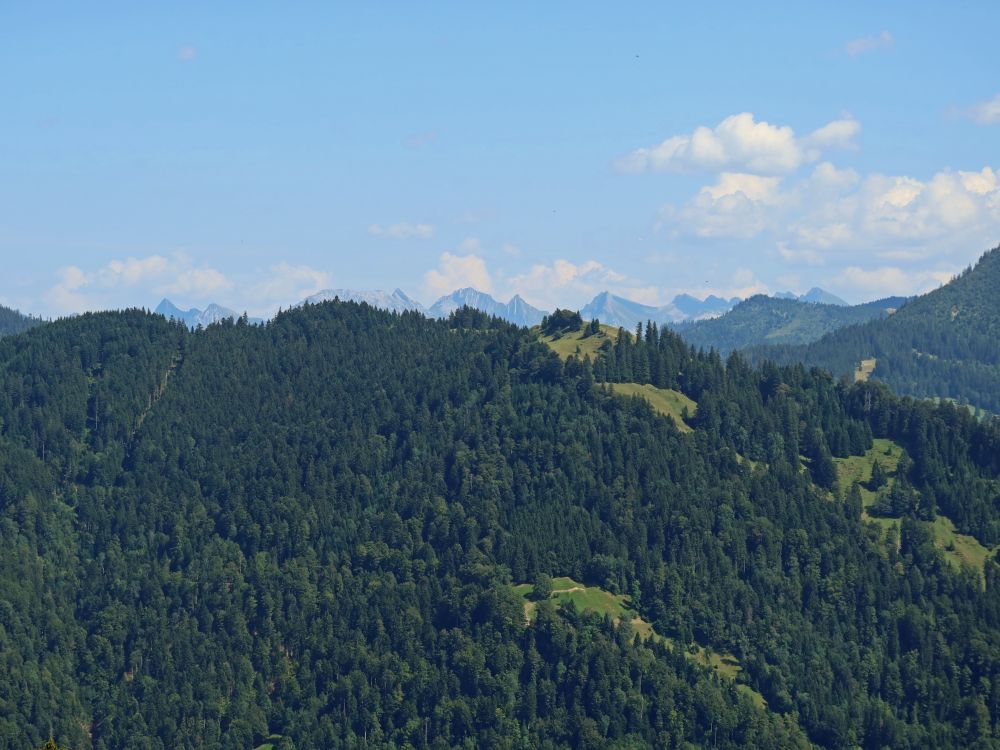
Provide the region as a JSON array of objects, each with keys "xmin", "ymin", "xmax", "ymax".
[
  {"xmin": 44, "ymin": 253, "xmax": 232, "ymax": 314},
  {"xmin": 727, "ymin": 267, "xmax": 771, "ymax": 298},
  {"xmin": 505, "ymin": 259, "xmax": 631, "ymax": 309},
  {"xmin": 248, "ymin": 263, "xmax": 333, "ymax": 311},
  {"xmin": 846, "ymin": 31, "xmax": 894, "ymax": 56},
  {"xmin": 662, "ymin": 172, "xmax": 782, "ymax": 239},
  {"xmin": 661, "ymin": 163, "xmax": 1000, "ymax": 263},
  {"xmin": 45, "ymin": 266, "xmax": 91, "ymax": 313},
  {"xmin": 801, "ymin": 118, "xmax": 861, "ymax": 154},
  {"xmin": 618, "ymin": 113, "xmax": 860, "ymax": 175},
  {"xmin": 423, "ymin": 251, "xmax": 493, "ymax": 298},
  {"xmin": 164, "ymin": 268, "xmax": 232, "ymax": 296},
  {"xmin": 420, "ymin": 248, "xmax": 658, "ymax": 310},
  {"xmin": 368, "ymin": 222, "xmax": 435, "ymax": 240},
  {"xmin": 968, "ymin": 93, "xmax": 1000, "ymax": 125}
]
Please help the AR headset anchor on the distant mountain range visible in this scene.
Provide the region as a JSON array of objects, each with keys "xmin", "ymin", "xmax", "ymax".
[
  {"xmin": 155, "ymin": 299, "xmax": 264, "ymax": 328},
  {"xmin": 425, "ymin": 288, "xmax": 547, "ymax": 326},
  {"xmin": 156, "ymin": 285, "xmax": 854, "ymax": 331},
  {"xmin": 301, "ymin": 288, "xmax": 425, "ymax": 314},
  {"xmin": 298, "ymin": 287, "xmax": 547, "ymax": 326},
  {"xmin": 579, "ymin": 292, "xmax": 741, "ymax": 329},
  {"xmin": 672, "ymin": 295, "xmax": 907, "ymax": 354},
  {"xmin": 746, "ymin": 244, "xmax": 1000, "ymax": 414},
  {"xmin": 774, "ymin": 287, "xmax": 849, "ymax": 306},
  {"xmin": 672, "ymin": 293, "xmax": 742, "ymax": 319},
  {"xmin": 298, "ymin": 287, "xmax": 742, "ymax": 328}
]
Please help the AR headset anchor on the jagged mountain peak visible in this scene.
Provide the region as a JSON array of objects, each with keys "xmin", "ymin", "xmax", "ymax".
[
  {"xmin": 774, "ymin": 288, "xmax": 848, "ymax": 306},
  {"xmin": 427, "ymin": 288, "xmax": 547, "ymax": 326},
  {"xmin": 302, "ymin": 288, "xmax": 426, "ymax": 314},
  {"xmin": 155, "ymin": 298, "xmax": 260, "ymax": 328}
]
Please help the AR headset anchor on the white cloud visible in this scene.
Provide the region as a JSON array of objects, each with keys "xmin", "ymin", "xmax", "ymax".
[
  {"xmin": 368, "ymin": 222, "xmax": 435, "ymax": 240},
  {"xmin": 702, "ymin": 172, "xmax": 782, "ymax": 202},
  {"xmin": 247, "ymin": 262, "xmax": 332, "ymax": 311},
  {"xmin": 968, "ymin": 93, "xmax": 1000, "ymax": 125},
  {"xmin": 835, "ymin": 266, "xmax": 954, "ymax": 296},
  {"xmin": 728, "ymin": 267, "xmax": 771, "ymax": 298},
  {"xmin": 661, "ymin": 163, "xmax": 1000, "ymax": 263},
  {"xmin": 665, "ymin": 172, "xmax": 782, "ymax": 239},
  {"xmin": 163, "ymin": 267, "xmax": 233, "ymax": 296},
  {"xmin": 45, "ymin": 266, "xmax": 90, "ymax": 313},
  {"xmin": 43, "ymin": 253, "xmax": 232, "ymax": 315},
  {"xmin": 846, "ymin": 31, "xmax": 894, "ymax": 57},
  {"xmin": 504, "ymin": 259, "xmax": 631, "ymax": 309},
  {"xmin": 421, "ymin": 249, "xmax": 657, "ymax": 311},
  {"xmin": 178, "ymin": 46, "xmax": 197, "ymax": 62},
  {"xmin": 618, "ymin": 113, "xmax": 859, "ymax": 175},
  {"xmin": 801, "ymin": 118, "xmax": 861, "ymax": 154},
  {"xmin": 423, "ymin": 251, "xmax": 493, "ymax": 298}
]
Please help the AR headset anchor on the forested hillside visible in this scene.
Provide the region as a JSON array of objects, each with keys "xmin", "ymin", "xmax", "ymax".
[
  {"xmin": 672, "ymin": 295, "xmax": 906, "ymax": 354},
  {"xmin": 0, "ymin": 303, "xmax": 43, "ymax": 337},
  {"xmin": 1, "ymin": 302, "xmax": 999, "ymax": 749},
  {"xmin": 747, "ymin": 245, "xmax": 1000, "ymax": 413}
]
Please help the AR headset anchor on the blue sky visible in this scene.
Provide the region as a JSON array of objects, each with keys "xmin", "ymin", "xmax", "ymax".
[{"xmin": 2, "ymin": 1, "xmax": 999, "ymax": 318}]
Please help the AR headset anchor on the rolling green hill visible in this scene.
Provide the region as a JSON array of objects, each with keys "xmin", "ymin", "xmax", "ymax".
[
  {"xmin": 539, "ymin": 321, "xmax": 622, "ymax": 359},
  {"xmin": 672, "ymin": 294, "xmax": 905, "ymax": 354},
  {"xmin": 1, "ymin": 302, "xmax": 999, "ymax": 749},
  {"xmin": 748, "ymin": 244, "xmax": 1000, "ymax": 413}
]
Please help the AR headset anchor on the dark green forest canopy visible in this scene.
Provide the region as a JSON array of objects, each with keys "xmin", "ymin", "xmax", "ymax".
[
  {"xmin": 744, "ymin": 244, "xmax": 1000, "ymax": 414},
  {"xmin": 0, "ymin": 301, "xmax": 998, "ymax": 749}
]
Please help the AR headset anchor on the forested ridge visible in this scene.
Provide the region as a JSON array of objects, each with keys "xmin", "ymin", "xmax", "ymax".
[
  {"xmin": 0, "ymin": 304, "xmax": 44, "ymax": 338},
  {"xmin": 671, "ymin": 295, "xmax": 906, "ymax": 355},
  {"xmin": 744, "ymin": 245, "xmax": 1000, "ymax": 413},
  {"xmin": 1, "ymin": 301, "xmax": 999, "ymax": 749}
]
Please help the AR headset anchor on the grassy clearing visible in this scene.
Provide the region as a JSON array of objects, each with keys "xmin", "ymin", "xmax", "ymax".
[
  {"xmin": 513, "ymin": 577, "xmax": 633, "ymax": 624},
  {"xmin": 539, "ymin": 324, "xmax": 622, "ymax": 360},
  {"xmin": 835, "ymin": 438, "xmax": 904, "ymax": 545},
  {"xmin": 511, "ymin": 577, "xmax": 766, "ymax": 708},
  {"xmin": 254, "ymin": 736, "xmax": 282, "ymax": 750},
  {"xmin": 684, "ymin": 646, "xmax": 766, "ymax": 709},
  {"xmin": 606, "ymin": 382, "xmax": 697, "ymax": 433},
  {"xmin": 538, "ymin": 326, "xmax": 699, "ymax": 434},
  {"xmin": 930, "ymin": 515, "xmax": 995, "ymax": 579},
  {"xmin": 835, "ymin": 438, "xmax": 902, "ymax": 511},
  {"xmin": 834, "ymin": 438, "xmax": 997, "ymax": 578},
  {"xmin": 854, "ymin": 357, "xmax": 877, "ymax": 382}
]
